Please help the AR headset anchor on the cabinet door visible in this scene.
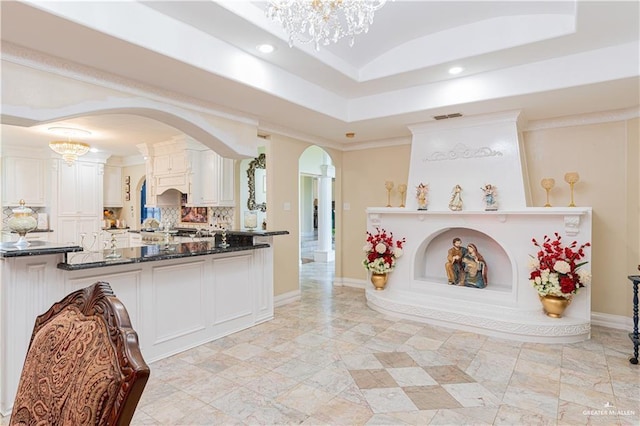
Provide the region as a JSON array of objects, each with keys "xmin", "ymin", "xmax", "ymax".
[
  {"xmin": 154, "ymin": 152, "xmax": 188, "ymax": 175},
  {"xmin": 2, "ymin": 157, "xmax": 46, "ymax": 206},
  {"xmin": 58, "ymin": 162, "xmax": 100, "ymax": 216},
  {"xmin": 103, "ymin": 165, "xmax": 123, "ymax": 207},
  {"xmin": 218, "ymin": 157, "xmax": 235, "ymax": 206},
  {"xmin": 57, "ymin": 217, "xmax": 102, "ymax": 249},
  {"xmin": 58, "ymin": 163, "xmax": 80, "ymax": 215},
  {"xmin": 76, "ymin": 162, "xmax": 99, "ymax": 215},
  {"xmin": 201, "ymin": 150, "xmax": 219, "ymax": 205}
]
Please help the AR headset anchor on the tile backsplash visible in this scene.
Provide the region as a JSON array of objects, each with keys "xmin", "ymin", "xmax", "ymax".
[
  {"xmin": 160, "ymin": 206, "xmax": 234, "ymax": 230},
  {"xmin": 2, "ymin": 206, "xmax": 234, "ymax": 231}
]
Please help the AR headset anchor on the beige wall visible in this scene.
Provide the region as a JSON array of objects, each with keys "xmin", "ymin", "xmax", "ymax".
[
  {"xmin": 341, "ymin": 144, "xmax": 412, "ymax": 281},
  {"xmin": 522, "ymin": 119, "xmax": 639, "ymax": 317},
  {"xmin": 267, "ymin": 134, "xmax": 343, "ymax": 298}
]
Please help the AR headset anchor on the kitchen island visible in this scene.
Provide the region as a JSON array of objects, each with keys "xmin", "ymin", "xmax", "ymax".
[{"xmin": 0, "ymin": 230, "xmax": 287, "ymax": 415}]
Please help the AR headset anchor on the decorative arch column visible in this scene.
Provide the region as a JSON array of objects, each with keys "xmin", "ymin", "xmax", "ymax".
[{"xmin": 314, "ymin": 164, "xmax": 335, "ymax": 263}]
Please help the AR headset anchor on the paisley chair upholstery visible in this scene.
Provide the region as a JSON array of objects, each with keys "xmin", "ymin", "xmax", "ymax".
[{"xmin": 10, "ymin": 282, "xmax": 150, "ymax": 426}]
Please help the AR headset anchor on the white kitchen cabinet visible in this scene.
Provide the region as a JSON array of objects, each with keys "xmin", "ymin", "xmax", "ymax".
[
  {"xmin": 140, "ymin": 138, "xmax": 234, "ymax": 208},
  {"xmin": 2, "ymin": 156, "xmax": 46, "ymax": 207},
  {"xmin": 103, "ymin": 230, "xmax": 129, "ymax": 249},
  {"xmin": 199, "ymin": 150, "xmax": 219, "ymax": 205},
  {"xmin": 218, "ymin": 156, "xmax": 235, "ymax": 207},
  {"xmin": 103, "ymin": 165, "xmax": 123, "ymax": 207},
  {"xmin": 58, "ymin": 161, "xmax": 101, "ymax": 216},
  {"xmin": 128, "ymin": 232, "xmax": 142, "ymax": 247},
  {"xmin": 58, "ymin": 217, "xmax": 103, "ymax": 249},
  {"xmin": 54, "ymin": 160, "xmax": 103, "ymax": 247},
  {"xmin": 191, "ymin": 151, "xmax": 235, "ymax": 207},
  {"xmin": 153, "ymin": 152, "xmax": 188, "ymax": 176}
]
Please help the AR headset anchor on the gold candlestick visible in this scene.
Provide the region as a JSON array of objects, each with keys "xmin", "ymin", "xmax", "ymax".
[
  {"xmin": 564, "ymin": 172, "xmax": 580, "ymax": 207},
  {"xmin": 540, "ymin": 178, "xmax": 555, "ymax": 207},
  {"xmin": 398, "ymin": 184, "xmax": 407, "ymax": 207},
  {"xmin": 385, "ymin": 181, "xmax": 394, "ymax": 207}
]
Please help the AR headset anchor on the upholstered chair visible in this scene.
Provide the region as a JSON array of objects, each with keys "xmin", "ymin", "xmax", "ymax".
[{"xmin": 10, "ymin": 281, "xmax": 150, "ymax": 426}]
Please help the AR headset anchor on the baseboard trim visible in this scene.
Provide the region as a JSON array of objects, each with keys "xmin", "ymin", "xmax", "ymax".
[
  {"xmin": 275, "ymin": 288, "xmax": 633, "ymax": 331},
  {"xmin": 274, "ymin": 290, "xmax": 301, "ymax": 307},
  {"xmin": 333, "ymin": 277, "xmax": 367, "ymax": 289},
  {"xmin": 591, "ymin": 312, "xmax": 633, "ymax": 330}
]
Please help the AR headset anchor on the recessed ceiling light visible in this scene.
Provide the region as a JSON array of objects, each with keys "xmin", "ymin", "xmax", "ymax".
[
  {"xmin": 48, "ymin": 126, "xmax": 91, "ymax": 137},
  {"xmin": 89, "ymin": 147, "xmax": 100, "ymax": 153},
  {"xmin": 448, "ymin": 66, "xmax": 464, "ymax": 75},
  {"xmin": 256, "ymin": 44, "xmax": 275, "ymax": 54}
]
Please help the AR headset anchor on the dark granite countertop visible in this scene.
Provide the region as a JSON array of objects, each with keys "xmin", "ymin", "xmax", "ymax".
[
  {"xmin": 58, "ymin": 241, "xmax": 270, "ymax": 271},
  {"xmin": 0, "ymin": 241, "xmax": 83, "ymax": 258},
  {"xmin": 128, "ymin": 229, "xmax": 289, "ymax": 237},
  {"xmin": 5, "ymin": 229, "xmax": 55, "ymax": 233}
]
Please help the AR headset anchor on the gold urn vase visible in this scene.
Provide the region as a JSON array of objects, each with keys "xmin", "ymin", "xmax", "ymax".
[
  {"xmin": 539, "ymin": 294, "xmax": 571, "ymax": 318},
  {"xmin": 370, "ymin": 273, "xmax": 388, "ymax": 291},
  {"xmin": 8, "ymin": 200, "xmax": 38, "ymax": 247}
]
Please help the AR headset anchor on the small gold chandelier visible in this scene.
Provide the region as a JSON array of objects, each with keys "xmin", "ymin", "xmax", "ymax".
[
  {"xmin": 267, "ymin": 0, "xmax": 388, "ymax": 50},
  {"xmin": 48, "ymin": 127, "xmax": 92, "ymax": 166},
  {"xmin": 49, "ymin": 140, "xmax": 91, "ymax": 166}
]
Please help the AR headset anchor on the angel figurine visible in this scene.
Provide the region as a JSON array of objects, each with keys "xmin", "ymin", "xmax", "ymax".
[
  {"xmin": 481, "ymin": 184, "xmax": 498, "ymax": 211},
  {"xmin": 416, "ymin": 183, "xmax": 429, "ymax": 210},
  {"xmin": 449, "ymin": 184, "xmax": 463, "ymax": 211}
]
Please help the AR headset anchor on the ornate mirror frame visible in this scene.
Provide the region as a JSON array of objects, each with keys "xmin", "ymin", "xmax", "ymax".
[{"xmin": 247, "ymin": 153, "xmax": 266, "ymax": 212}]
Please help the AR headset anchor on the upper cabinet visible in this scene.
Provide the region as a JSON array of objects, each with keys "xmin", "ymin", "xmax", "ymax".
[
  {"xmin": 103, "ymin": 165, "xmax": 123, "ymax": 207},
  {"xmin": 57, "ymin": 161, "xmax": 102, "ymax": 216},
  {"xmin": 139, "ymin": 137, "xmax": 235, "ymax": 208},
  {"xmin": 218, "ymin": 156, "xmax": 235, "ymax": 207},
  {"xmin": 2, "ymin": 156, "xmax": 47, "ymax": 207},
  {"xmin": 190, "ymin": 150, "xmax": 235, "ymax": 207},
  {"xmin": 153, "ymin": 152, "xmax": 188, "ymax": 176}
]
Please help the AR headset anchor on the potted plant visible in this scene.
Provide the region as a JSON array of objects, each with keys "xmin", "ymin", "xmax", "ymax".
[
  {"xmin": 529, "ymin": 232, "xmax": 591, "ymax": 317},
  {"xmin": 363, "ymin": 227, "xmax": 406, "ymax": 290}
]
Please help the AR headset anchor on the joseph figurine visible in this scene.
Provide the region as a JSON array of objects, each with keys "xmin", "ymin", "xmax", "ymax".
[{"xmin": 445, "ymin": 237, "xmax": 467, "ymax": 285}]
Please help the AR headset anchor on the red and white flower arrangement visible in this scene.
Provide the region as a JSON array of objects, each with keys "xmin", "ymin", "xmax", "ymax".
[
  {"xmin": 363, "ymin": 227, "xmax": 406, "ymax": 274},
  {"xmin": 529, "ymin": 232, "xmax": 591, "ymax": 299}
]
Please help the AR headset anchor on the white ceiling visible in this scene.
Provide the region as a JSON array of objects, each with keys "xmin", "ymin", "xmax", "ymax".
[{"xmin": 1, "ymin": 0, "xmax": 638, "ymax": 157}]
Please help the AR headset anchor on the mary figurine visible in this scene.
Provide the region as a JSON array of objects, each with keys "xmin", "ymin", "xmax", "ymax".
[{"xmin": 461, "ymin": 243, "xmax": 487, "ymax": 288}]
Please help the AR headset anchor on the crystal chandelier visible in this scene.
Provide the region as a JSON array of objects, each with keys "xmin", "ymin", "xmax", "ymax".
[
  {"xmin": 48, "ymin": 127, "xmax": 92, "ymax": 166},
  {"xmin": 49, "ymin": 140, "xmax": 91, "ymax": 166},
  {"xmin": 267, "ymin": 0, "xmax": 388, "ymax": 50}
]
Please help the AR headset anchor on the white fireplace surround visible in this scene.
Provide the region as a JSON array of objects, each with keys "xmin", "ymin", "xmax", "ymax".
[{"xmin": 366, "ymin": 207, "xmax": 592, "ymax": 343}]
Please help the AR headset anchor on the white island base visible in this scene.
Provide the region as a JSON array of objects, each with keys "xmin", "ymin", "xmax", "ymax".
[{"xmin": 0, "ymin": 241, "xmax": 274, "ymax": 416}]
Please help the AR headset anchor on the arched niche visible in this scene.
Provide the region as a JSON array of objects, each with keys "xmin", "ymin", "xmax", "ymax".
[{"xmin": 414, "ymin": 227, "xmax": 513, "ymax": 293}]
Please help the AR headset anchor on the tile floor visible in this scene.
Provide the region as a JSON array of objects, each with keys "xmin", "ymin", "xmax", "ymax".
[{"xmin": 2, "ymin": 257, "xmax": 638, "ymax": 425}]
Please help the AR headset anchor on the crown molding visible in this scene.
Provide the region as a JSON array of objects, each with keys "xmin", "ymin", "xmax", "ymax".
[
  {"xmin": 523, "ymin": 107, "xmax": 640, "ymax": 131},
  {"xmin": 342, "ymin": 136, "xmax": 412, "ymax": 152},
  {"xmin": 1, "ymin": 42, "xmax": 258, "ymax": 128}
]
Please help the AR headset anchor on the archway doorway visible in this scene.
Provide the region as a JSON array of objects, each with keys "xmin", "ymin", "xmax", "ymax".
[{"xmin": 299, "ymin": 146, "xmax": 335, "ymax": 265}]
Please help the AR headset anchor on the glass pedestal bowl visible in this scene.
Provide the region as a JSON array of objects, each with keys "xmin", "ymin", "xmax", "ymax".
[{"xmin": 8, "ymin": 200, "xmax": 38, "ymax": 247}]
